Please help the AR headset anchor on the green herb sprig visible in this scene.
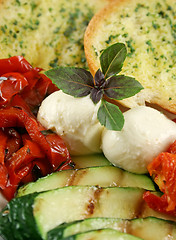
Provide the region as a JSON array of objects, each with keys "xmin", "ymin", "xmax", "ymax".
[{"xmin": 44, "ymin": 43, "xmax": 143, "ymax": 131}]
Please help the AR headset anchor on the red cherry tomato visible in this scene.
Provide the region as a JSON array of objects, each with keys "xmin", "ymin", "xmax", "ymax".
[{"xmin": 144, "ymin": 140, "xmax": 176, "ymax": 216}]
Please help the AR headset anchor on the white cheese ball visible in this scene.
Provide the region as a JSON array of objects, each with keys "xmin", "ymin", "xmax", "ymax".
[
  {"xmin": 37, "ymin": 91, "xmax": 104, "ymax": 155},
  {"xmin": 101, "ymin": 106, "xmax": 176, "ymax": 174}
]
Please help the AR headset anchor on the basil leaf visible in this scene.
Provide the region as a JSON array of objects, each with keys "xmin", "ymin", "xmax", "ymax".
[
  {"xmin": 44, "ymin": 67, "xmax": 94, "ymax": 97},
  {"xmin": 90, "ymin": 88, "xmax": 103, "ymax": 104},
  {"xmin": 104, "ymin": 75, "xmax": 143, "ymax": 100},
  {"xmin": 94, "ymin": 69, "xmax": 105, "ymax": 87},
  {"xmin": 100, "ymin": 43, "xmax": 127, "ymax": 79},
  {"xmin": 97, "ymin": 99, "xmax": 124, "ymax": 131}
]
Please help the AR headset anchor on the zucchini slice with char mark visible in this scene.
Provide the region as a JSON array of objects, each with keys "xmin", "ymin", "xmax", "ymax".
[
  {"xmin": 17, "ymin": 165, "xmax": 155, "ymax": 197},
  {"xmin": 62, "ymin": 228, "xmax": 143, "ymax": 240},
  {"xmin": 47, "ymin": 216, "xmax": 176, "ymax": 240},
  {"xmin": 1, "ymin": 186, "xmax": 176, "ymax": 240},
  {"xmin": 71, "ymin": 153, "xmax": 111, "ymax": 168}
]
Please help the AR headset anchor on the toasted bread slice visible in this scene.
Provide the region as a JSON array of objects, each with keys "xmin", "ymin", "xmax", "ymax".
[
  {"xmin": 84, "ymin": 0, "xmax": 176, "ymax": 113},
  {"xmin": 0, "ymin": 0, "xmax": 110, "ymax": 70}
]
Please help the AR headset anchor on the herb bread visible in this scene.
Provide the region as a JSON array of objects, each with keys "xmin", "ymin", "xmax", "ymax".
[
  {"xmin": 84, "ymin": 0, "xmax": 176, "ymax": 113},
  {"xmin": 0, "ymin": 0, "xmax": 109, "ymax": 70}
]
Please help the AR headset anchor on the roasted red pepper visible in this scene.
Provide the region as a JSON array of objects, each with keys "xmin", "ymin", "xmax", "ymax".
[
  {"xmin": 0, "ymin": 56, "xmax": 73, "ymax": 200},
  {"xmin": 0, "ymin": 107, "xmax": 70, "ymax": 163},
  {"xmin": 44, "ymin": 132, "xmax": 73, "ymax": 171},
  {"xmin": 0, "ymin": 56, "xmax": 57, "ymax": 111},
  {"xmin": 0, "ymin": 56, "xmax": 33, "ymax": 75},
  {"xmin": 0, "ymin": 129, "xmax": 8, "ymax": 189},
  {"xmin": 143, "ymin": 140, "xmax": 176, "ymax": 216},
  {"xmin": 0, "ymin": 164, "xmax": 8, "ymax": 190},
  {"xmin": 4, "ymin": 128, "xmax": 22, "ymax": 161},
  {"xmin": 20, "ymin": 70, "xmax": 58, "ymax": 111},
  {"xmin": 0, "ymin": 72, "xmax": 28, "ymax": 107}
]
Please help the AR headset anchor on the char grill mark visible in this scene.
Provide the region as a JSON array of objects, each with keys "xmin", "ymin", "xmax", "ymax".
[{"xmin": 85, "ymin": 187, "xmax": 103, "ymax": 217}]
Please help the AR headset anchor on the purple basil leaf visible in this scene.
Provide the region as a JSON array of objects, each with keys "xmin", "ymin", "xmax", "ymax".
[
  {"xmin": 94, "ymin": 69, "xmax": 105, "ymax": 87},
  {"xmin": 100, "ymin": 43, "xmax": 127, "ymax": 79},
  {"xmin": 90, "ymin": 88, "xmax": 103, "ymax": 104},
  {"xmin": 97, "ymin": 99, "xmax": 124, "ymax": 131},
  {"xmin": 44, "ymin": 67, "xmax": 94, "ymax": 97},
  {"xmin": 104, "ymin": 75, "xmax": 143, "ymax": 100}
]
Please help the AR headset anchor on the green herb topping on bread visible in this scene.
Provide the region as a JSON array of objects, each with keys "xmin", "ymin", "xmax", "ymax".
[{"xmin": 84, "ymin": 0, "xmax": 176, "ymax": 113}]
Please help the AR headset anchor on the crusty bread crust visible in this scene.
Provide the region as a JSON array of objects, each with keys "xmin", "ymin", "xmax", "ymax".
[
  {"xmin": 84, "ymin": 0, "xmax": 176, "ymax": 114},
  {"xmin": 84, "ymin": 0, "xmax": 129, "ymax": 76}
]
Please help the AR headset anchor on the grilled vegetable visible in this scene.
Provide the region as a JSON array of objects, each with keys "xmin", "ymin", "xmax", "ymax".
[
  {"xmin": 59, "ymin": 228, "xmax": 143, "ymax": 240},
  {"xmin": 17, "ymin": 165, "xmax": 155, "ymax": 197},
  {"xmin": 1, "ymin": 186, "xmax": 176, "ymax": 240},
  {"xmin": 47, "ymin": 216, "xmax": 176, "ymax": 240}
]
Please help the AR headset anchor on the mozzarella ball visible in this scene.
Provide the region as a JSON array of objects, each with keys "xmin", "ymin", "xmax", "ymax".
[
  {"xmin": 37, "ymin": 91, "xmax": 104, "ymax": 155},
  {"xmin": 101, "ymin": 106, "xmax": 176, "ymax": 173}
]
